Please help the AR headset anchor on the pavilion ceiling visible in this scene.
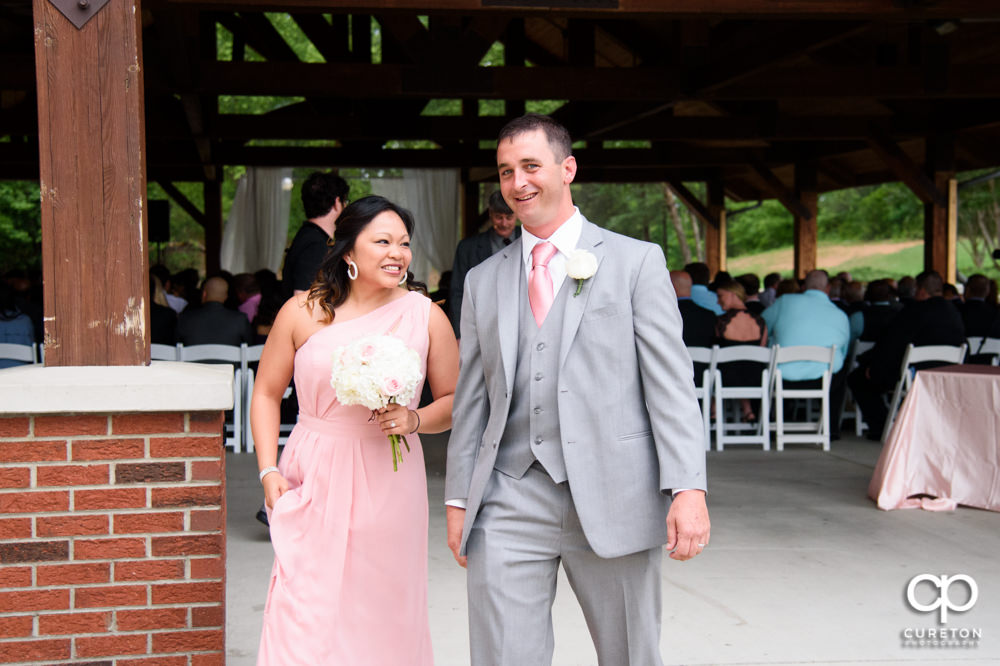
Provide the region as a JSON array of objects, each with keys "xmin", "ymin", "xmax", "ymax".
[{"xmin": 3, "ymin": 0, "xmax": 1000, "ymax": 201}]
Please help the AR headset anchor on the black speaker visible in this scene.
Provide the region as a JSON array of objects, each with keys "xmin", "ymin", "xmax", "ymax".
[{"xmin": 148, "ymin": 199, "xmax": 170, "ymax": 243}]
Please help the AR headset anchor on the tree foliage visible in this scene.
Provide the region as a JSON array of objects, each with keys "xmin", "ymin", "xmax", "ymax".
[{"xmin": 0, "ymin": 181, "xmax": 42, "ymax": 273}]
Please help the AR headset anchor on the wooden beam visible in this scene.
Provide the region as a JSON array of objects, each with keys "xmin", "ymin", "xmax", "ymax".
[
  {"xmin": 204, "ymin": 177, "xmax": 223, "ymax": 276},
  {"xmin": 161, "ymin": 0, "xmax": 1000, "ymax": 20},
  {"xmin": 33, "ymin": 0, "xmax": 149, "ymax": 366},
  {"xmin": 924, "ymin": 133, "xmax": 957, "ymax": 282},
  {"xmin": 867, "ymin": 127, "xmax": 948, "ymax": 207},
  {"xmin": 665, "ymin": 180, "xmax": 712, "ymax": 227},
  {"xmin": 793, "ymin": 161, "xmax": 818, "ymax": 280},
  {"xmin": 705, "ymin": 178, "xmax": 727, "ymax": 275},
  {"xmin": 291, "ymin": 13, "xmax": 350, "ymax": 62},
  {"xmin": 749, "ymin": 162, "xmax": 813, "ymax": 220},
  {"xmin": 157, "ymin": 181, "xmax": 207, "ymax": 227}
]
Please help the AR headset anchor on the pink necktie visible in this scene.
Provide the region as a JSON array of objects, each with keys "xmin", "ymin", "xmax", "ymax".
[{"xmin": 529, "ymin": 241, "xmax": 558, "ymax": 326}]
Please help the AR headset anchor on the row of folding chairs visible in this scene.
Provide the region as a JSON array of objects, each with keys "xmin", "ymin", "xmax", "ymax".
[
  {"xmin": 152, "ymin": 343, "xmax": 294, "ymax": 453},
  {"xmin": 840, "ymin": 339, "xmax": 980, "ymax": 441},
  {"xmin": 0, "ymin": 342, "xmax": 41, "ymax": 365},
  {"xmin": 689, "ymin": 344, "xmax": 837, "ymax": 452}
]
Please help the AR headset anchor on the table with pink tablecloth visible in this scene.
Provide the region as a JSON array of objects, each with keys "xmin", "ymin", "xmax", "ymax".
[{"xmin": 869, "ymin": 364, "xmax": 1000, "ymax": 512}]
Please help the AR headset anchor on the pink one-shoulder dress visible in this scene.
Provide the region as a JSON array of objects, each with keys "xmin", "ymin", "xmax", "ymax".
[{"xmin": 258, "ymin": 291, "xmax": 433, "ymax": 665}]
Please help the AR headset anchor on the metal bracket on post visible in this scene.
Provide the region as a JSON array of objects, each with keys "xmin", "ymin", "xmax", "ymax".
[{"xmin": 49, "ymin": 0, "xmax": 110, "ymax": 30}]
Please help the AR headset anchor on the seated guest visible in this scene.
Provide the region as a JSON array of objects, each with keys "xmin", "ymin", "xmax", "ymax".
[
  {"xmin": 848, "ymin": 270, "xmax": 966, "ymax": 439},
  {"xmin": 670, "ymin": 270, "xmax": 717, "ymax": 348},
  {"xmin": 775, "ymin": 278, "xmax": 800, "ymax": 299},
  {"xmin": 896, "ymin": 275, "xmax": 917, "ymax": 307},
  {"xmin": 828, "ymin": 277, "xmax": 849, "ymax": 312},
  {"xmin": 736, "ymin": 273, "xmax": 764, "ymax": 315},
  {"xmin": 758, "ymin": 272, "xmax": 781, "ymax": 308},
  {"xmin": 177, "ymin": 276, "xmax": 253, "ymax": 347},
  {"xmin": 232, "ymin": 273, "xmax": 262, "ymax": 324},
  {"xmin": 684, "ymin": 261, "xmax": 724, "ymax": 315},
  {"xmin": 960, "ymin": 274, "xmax": 996, "ymax": 337},
  {"xmin": 943, "ymin": 282, "xmax": 961, "ymax": 303},
  {"xmin": 857, "ymin": 279, "xmax": 900, "ymax": 342},
  {"xmin": 762, "ymin": 270, "xmax": 851, "ymax": 438},
  {"xmin": 0, "ymin": 281, "xmax": 35, "ymax": 369},
  {"xmin": 714, "ymin": 278, "xmax": 768, "ymax": 422},
  {"xmin": 149, "ymin": 274, "xmax": 178, "ymax": 345}
]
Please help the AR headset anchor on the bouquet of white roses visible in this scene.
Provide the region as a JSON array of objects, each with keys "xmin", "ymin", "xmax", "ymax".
[{"xmin": 330, "ymin": 335, "xmax": 423, "ymax": 471}]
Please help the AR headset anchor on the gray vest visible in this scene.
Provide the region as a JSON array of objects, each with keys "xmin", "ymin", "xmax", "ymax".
[{"xmin": 494, "ymin": 266, "xmax": 569, "ymax": 483}]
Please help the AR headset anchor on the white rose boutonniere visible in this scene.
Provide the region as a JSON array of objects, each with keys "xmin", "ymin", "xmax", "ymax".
[{"xmin": 565, "ymin": 249, "xmax": 598, "ymax": 297}]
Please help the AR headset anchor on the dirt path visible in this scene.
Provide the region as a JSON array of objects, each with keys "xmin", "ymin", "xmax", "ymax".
[{"xmin": 727, "ymin": 240, "xmax": 922, "ymax": 274}]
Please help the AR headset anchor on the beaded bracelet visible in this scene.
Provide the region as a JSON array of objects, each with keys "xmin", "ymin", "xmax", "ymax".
[{"xmin": 258, "ymin": 466, "xmax": 279, "ymax": 484}]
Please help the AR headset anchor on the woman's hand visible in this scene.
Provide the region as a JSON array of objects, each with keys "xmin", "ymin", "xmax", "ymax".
[
  {"xmin": 262, "ymin": 472, "xmax": 289, "ymax": 510},
  {"xmin": 376, "ymin": 404, "xmax": 417, "ymax": 436}
]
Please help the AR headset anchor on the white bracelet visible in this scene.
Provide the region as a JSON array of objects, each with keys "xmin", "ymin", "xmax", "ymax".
[{"xmin": 259, "ymin": 466, "xmax": 280, "ymax": 483}]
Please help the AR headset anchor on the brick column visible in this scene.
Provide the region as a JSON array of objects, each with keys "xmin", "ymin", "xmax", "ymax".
[{"xmin": 0, "ymin": 364, "xmax": 232, "ymax": 664}]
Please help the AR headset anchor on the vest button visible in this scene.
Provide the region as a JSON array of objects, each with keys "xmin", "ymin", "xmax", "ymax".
[
  {"xmin": 533, "ymin": 407, "xmax": 542, "ymax": 414},
  {"xmin": 536, "ymin": 343, "xmax": 545, "ymax": 351},
  {"xmin": 534, "ymin": 373, "xmax": 543, "ymax": 381}
]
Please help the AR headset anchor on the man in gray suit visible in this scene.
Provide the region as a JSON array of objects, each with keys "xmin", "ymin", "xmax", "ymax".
[{"xmin": 446, "ymin": 114, "xmax": 710, "ymax": 666}]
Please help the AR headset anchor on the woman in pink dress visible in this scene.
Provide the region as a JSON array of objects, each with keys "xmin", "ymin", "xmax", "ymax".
[{"xmin": 251, "ymin": 195, "xmax": 459, "ymax": 665}]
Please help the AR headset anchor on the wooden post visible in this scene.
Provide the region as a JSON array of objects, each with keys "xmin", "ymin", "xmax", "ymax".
[
  {"xmin": 204, "ymin": 176, "xmax": 223, "ymax": 276},
  {"xmin": 793, "ymin": 161, "xmax": 818, "ymax": 280},
  {"xmin": 924, "ymin": 135, "xmax": 957, "ymax": 283},
  {"xmin": 705, "ymin": 178, "xmax": 726, "ymax": 277},
  {"xmin": 33, "ymin": 0, "xmax": 149, "ymax": 366}
]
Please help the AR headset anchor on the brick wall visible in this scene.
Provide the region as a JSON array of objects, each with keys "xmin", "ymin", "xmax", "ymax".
[{"xmin": 0, "ymin": 411, "xmax": 226, "ymax": 665}]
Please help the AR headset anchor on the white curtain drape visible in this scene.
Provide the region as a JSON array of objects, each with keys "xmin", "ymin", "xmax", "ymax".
[
  {"xmin": 373, "ymin": 169, "xmax": 460, "ymax": 285},
  {"xmin": 220, "ymin": 167, "xmax": 293, "ymax": 274}
]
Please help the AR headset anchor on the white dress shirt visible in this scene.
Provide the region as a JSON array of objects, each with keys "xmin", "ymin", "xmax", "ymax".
[{"xmin": 519, "ymin": 208, "xmax": 584, "ymax": 299}]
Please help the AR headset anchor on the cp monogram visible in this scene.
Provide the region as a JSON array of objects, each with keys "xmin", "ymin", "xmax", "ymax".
[{"xmin": 906, "ymin": 574, "xmax": 978, "ymax": 623}]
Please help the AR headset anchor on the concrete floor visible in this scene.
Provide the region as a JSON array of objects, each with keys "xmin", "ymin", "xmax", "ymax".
[{"xmin": 225, "ymin": 433, "xmax": 1000, "ymax": 665}]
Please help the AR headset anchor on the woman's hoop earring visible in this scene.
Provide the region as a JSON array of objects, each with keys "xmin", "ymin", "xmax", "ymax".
[
  {"xmin": 398, "ymin": 271, "xmax": 408, "ymax": 287},
  {"xmin": 346, "ymin": 260, "xmax": 359, "ymax": 281}
]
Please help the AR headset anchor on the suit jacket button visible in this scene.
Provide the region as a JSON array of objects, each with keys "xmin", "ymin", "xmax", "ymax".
[{"xmin": 534, "ymin": 436, "xmax": 542, "ymax": 444}]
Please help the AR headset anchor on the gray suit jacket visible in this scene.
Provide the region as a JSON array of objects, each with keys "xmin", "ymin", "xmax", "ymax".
[{"xmin": 445, "ymin": 218, "xmax": 707, "ymax": 559}]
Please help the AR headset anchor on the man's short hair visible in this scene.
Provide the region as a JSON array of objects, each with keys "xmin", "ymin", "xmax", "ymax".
[
  {"xmin": 736, "ymin": 273, "xmax": 760, "ymax": 295},
  {"xmin": 866, "ymin": 279, "xmax": 891, "ymax": 302},
  {"xmin": 965, "ymin": 273, "xmax": 990, "ymax": 299},
  {"xmin": 498, "ymin": 113, "xmax": 573, "ymax": 162},
  {"xmin": 763, "ymin": 272, "xmax": 781, "ymax": 289},
  {"xmin": 301, "ymin": 171, "xmax": 350, "ymax": 220},
  {"xmin": 897, "ymin": 276, "xmax": 917, "ymax": 299},
  {"xmin": 916, "ymin": 270, "xmax": 943, "ymax": 297},
  {"xmin": 487, "ymin": 190, "xmax": 513, "ymax": 216},
  {"xmin": 683, "ymin": 262, "xmax": 711, "ymax": 286},
  {"xmin": 803, "ymin": 269, "xmax": 829, "ymax": 292}
]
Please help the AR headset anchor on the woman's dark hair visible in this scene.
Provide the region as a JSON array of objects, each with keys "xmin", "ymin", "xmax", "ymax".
[{"xmin": 308, "ymin": 195, "xmax": 426, "ymax": 322}]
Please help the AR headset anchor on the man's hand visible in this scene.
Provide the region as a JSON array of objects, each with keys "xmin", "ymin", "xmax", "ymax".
[
  {"xmin": 665, "ymin": 489, "xmax": 710, "ymax": 561},
  {"xmin": 446, "ymin": 505, "xmax": 468, "ymax": 568}
]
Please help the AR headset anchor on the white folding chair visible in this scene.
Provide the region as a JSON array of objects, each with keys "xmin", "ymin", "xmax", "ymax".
[
  {"xmin": 0, "ymin": 342, "xmax": 39, "ymax": 366},
  {"xmin": 977, "ymin": 337, "xmax": 1000, "ymax": 366},
  {"xmin": 179, "ymin": 343, "xmax": 248, "ymax": 452},
  {"xmin": 712, "ymin": 345, "xmax": 772, "ymax": 451},
  {"xmin": 844, "ymin": 339, "xmax": 875, "ymax": 437},
  {"xmin": 770, "ymin": 345, "xmax": 836, "ymax": 451},
  {"xmin": 882, "ymin": 343, "xmax": 967, "ymax": 441},
  {"xmin": 686, "ymin": 346, "xmax": 716, "ymax": 451},
  {"xmin": 150, "ymin": 343, "xmax": 181, "ymax": 361},
  {"xmin": 966, "ymin": 336, "xmax": 984, "ymax": 356},
  {"xmin": 244, "ymin": 344, "xmax": 295, "ymax": 453}
]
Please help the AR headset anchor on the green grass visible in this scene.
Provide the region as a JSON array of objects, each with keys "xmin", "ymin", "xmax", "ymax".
[{"xmin": 727, "ymin": 240, "xmax": 1000, "ymax": 283}]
